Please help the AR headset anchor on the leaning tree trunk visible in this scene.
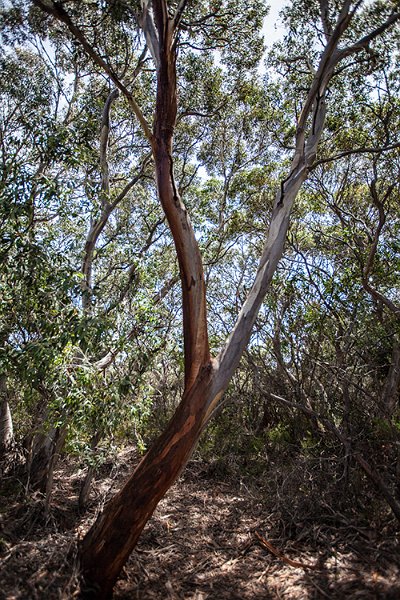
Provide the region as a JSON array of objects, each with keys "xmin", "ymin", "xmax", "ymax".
[
  {"xmin": 28, "ymin": 423, "xmax": 67, "ymax": 497},
  {"xmin": 34, "ymin": 0, "xmax": 398, "ymax": 597},
  {"xmin": 78, "ymin": 38, "xmax": 331, "ymax": 598},
  {"xmin": 77, "ymin": 2, "xmax": 341, "ymax": 596},
  {"xmin": 79, "ymin": 363, "xmax": 218, "ymax": 599},
  {"xmin": 80, "ymin": 7, "xmax": 212, "ymax": 594}
]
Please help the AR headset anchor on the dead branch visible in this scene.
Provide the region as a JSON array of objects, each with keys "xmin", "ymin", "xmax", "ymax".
[{"xmin": 255, "ymin": 531, "xmax": 318, "ymax": 570}]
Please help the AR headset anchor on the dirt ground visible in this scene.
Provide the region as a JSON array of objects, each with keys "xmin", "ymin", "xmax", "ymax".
[{"xmin": 1, "ymin": 448, "xmax": 399, "ymax": 599}]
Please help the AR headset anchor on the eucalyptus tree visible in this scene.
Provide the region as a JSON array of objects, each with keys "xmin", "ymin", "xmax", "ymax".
[
  {"xmin": 0, "ymin": 15, "xmax": 171, "ymax": 496},
  {"xmin": 2, "ymin": 0, "xmax": 400, "ymax": 596}
]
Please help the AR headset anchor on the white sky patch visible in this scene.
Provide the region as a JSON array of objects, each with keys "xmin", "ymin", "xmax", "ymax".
[{"xmin": 263, "ymin": 0, "xmax": 288, "ymax": 48}]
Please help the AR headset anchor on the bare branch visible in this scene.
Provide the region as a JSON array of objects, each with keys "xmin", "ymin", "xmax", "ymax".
[
  {"xmin": 32, "ymin": 0, "xmax": 154, "ymax": 142},
  {"xmin": 100, "ymin": 89, "xmax": 119, "ymax": 208},
  {"xmin": 310, "ymin": 142, "xmax": 400, "ymax": 169},
  {"xmin": 95, "ymin": 275, "xmax": 179, "ymax": 371},
  {"xmin": 103, "ymin": 216, "xmax": 166, "ymax": 315},
  {"xmin": 174, "ymin": 0, "xmax": 190, "ymax": 30},
  {"xmin": 363, "ymin": 282, "xmax": 400, "ymax": 317},
  {"xmin": 139, "ymin": 1, "xmax": 160, "ymax": 67},
  {"xmin": 82, "ymin": 156, "xmax": 151, "ymax": 309},
  {"xmin": 319, "ymin": 0, "xmax": 333, "ymax": 41},
  {"xmin": 361, "ymin": 178, "xmax": 400, "ymax": 318},
  {"xmin": 338, "ymin": 11, "xmax": 400, "ymax": 60},
  {"xmin": 209, "ymin": 0, "xmax": 368, "ymax": 419}
]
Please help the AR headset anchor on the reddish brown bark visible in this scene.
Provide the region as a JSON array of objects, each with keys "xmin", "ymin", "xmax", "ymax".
[
  {"xmin": 49, "ymin": 2, "xmax": 399, "ymax": 598},
  {"xmin": 79, "ymin": 5, "xmax": 211, "ymax": 596},
  {"xmin": 79, "ymin": 362, "xmax": 217, "ymax": 599},
  {"xmin": 151, "ymin": 2, "xmax": 209, "ymax": 389}
]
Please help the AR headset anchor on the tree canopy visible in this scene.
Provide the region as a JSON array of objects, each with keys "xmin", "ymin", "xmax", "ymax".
[{"xmin": 0, "ymin": 1, "xmax": 400, "ymax": 597}]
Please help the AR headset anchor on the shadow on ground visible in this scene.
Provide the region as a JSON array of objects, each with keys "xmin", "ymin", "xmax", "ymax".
[{"xmin": 1, "ymin": 452, "xmax": 399, "ymax": 599}]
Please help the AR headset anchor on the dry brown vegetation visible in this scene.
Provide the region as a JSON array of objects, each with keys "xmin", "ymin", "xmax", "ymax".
[{"xmin": 1, "ymin": 446, "xmax": 399, "ymax": 599}]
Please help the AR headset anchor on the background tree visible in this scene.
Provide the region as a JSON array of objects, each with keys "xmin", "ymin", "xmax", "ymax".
[{"xmin": 0, "ymin": 1, "xmax": 399, "ymax": 598}]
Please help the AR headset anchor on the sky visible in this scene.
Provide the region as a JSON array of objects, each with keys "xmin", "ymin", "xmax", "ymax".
[{"xmin": 263, "ymin": 0, "xmax": 288, "ymax": 47}]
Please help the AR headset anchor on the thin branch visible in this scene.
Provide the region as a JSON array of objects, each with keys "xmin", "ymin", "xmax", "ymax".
[
  {"xmin": 110, "ymin": 152, "xmax": 152, "ymax": 210},
  {"xmin": 363, "ymin": 282, "xmax": 400, "ymax": 317},
  {"xmin": 103, "ymin": 216, "xmax": 166, "ymax": 315},
  {"xmin": 319, "ymin": 0, "xmax": 333, "ymax": 41},
  {"xmin": 174, "ymin": 0, "xmax": 190, "ymax": 30},
  {"xmin": 361, "ymin": 178, "xmax": 400, "ymax": 318},
  {"xmin": 310, "ymin": 142, "xmax": 400, "ymax": 169},
  {"xmin": 95, "ymin": 275, "xmax": 179, "ymax": 371},
  {"xmin": 338, "ymin": 11, "xmax": 400, "ymax": 60},
  {"xmin": 255, "ymin": 531, "xmax": 317, "ymax": 570},
  {"xmin": 82, "ymin": 155, "xmax": 151, "ymax": 309},
  {"xmin": 32, "ymin": 0, "xmax": 153, "ymax": 142},
  {"xmin": 100, "ymin": 89, "xmax": 119, "ymax": 208}
]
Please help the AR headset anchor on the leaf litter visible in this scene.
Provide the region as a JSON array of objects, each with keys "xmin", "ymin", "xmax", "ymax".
[{"xmin": 0, "ymin": 447, "xmax": 399, "ymax": 599}]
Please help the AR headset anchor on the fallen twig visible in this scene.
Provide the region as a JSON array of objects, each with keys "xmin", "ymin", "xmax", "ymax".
[{"xmin": 255, "ymin": 531, "xmax": 318, "ymax": 570}]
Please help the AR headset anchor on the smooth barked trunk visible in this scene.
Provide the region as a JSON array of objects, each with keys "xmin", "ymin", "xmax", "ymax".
[
  {"xmin": 78, "ymin": 55, "xmax": 330, "ymax": 600},
  {"xmin": 0, "ymin": 375, "xmax": 13, "ymax": 457},
  {"xmin": 79, "ymin": 362, "xmax": 218, "ymax": 599},
  {"xmin": 79, "ymin": 11, "xmax": 211, "ymax": 594},
  {"xmin": 77, "ymin": 130, "xmax": 313, "ymax": 597},
  {"xmin": 74, "ymin": 1, "xmax": 399, "ymax": 597}
]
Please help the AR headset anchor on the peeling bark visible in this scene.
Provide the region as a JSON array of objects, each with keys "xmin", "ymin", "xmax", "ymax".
[
  {"xmin": 31, "ymin": 1, "xmax": 400, "ymax": 597},
  {"xmin": 79, "ymin": 362, "xmax": 218, "ymax": 599},
  {"xmin": 151, "ymin": 1, "xmax": 210, "ymax": 389},
  {"xmin": 78, "ymin": 4, "xmax": 348, "ymax": 595}
]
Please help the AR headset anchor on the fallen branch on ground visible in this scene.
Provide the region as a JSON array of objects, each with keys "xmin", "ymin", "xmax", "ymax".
[{"xmin": 255, "ymin": 531, "xmax": 318, "ymax": 570}]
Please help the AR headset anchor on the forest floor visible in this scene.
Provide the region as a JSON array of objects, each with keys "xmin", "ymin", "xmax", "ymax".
[{"xmin": 1, "ymin": 447, "xmax": 400, "ymax": 600}]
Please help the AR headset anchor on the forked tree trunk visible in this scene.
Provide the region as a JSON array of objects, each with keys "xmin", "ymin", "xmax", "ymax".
[
  {"xmin": 77, "ymin": 4, "xmax": 349, "ymax": 597},
  {"xmin": 80, "ymin": 5, "xmax": 213, "ymax": 594},
  {"xmin": 30, "ymin": 1, "xmax": 397, "ymax": 597}
]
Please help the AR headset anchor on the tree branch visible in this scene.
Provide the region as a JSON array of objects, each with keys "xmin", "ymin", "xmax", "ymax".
[
  {"xmin": 206, "ymin": 0, "xmax": 379, "ymax": 420},
  {"xmin": 338, "ymin": 11, "xmax": 400, "ymax": 60},
  {"xmin": 139, "ymin": 1, "xmax": 160, "ymax": 68},
  {"xmin": 103, "ymin": 216, "xmax": 166, "ymax": 315},
  {"xmin": 100, "ymin": 89, "xmax": 119, "ymax": 208},
  {"xmin": 149, "ymin": 0, "xmax": 210, "ymax": 389},
  {"xmin": 32, "ymin": 0, "xmax": 154, "ymax": 142},
  {"xmin": 310, "ymin": 142, "xmax": 400, "ymax": 169},
  {"xmin": 94, "ymin": 274, "xmax": 179, "ymax": 371},
  {"xmin": 174, "ymin": 0, "xmax": 190, "ymax": 30},
  {"xmin": 82, "ymin": 155, "xmax": 151, "ymax": 310},
  {"xmin": 361, "ymin": 178, "xmax": 400, "ymax": 318},
  {"xmin": 319, "ymin": 0, "xmax": 333, "ymax": 41}
]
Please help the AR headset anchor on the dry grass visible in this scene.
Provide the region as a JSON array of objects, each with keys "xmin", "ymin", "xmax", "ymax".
[{"xmin": 1, "ymin": 448, "xmax": 399, "ymax": 599}]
